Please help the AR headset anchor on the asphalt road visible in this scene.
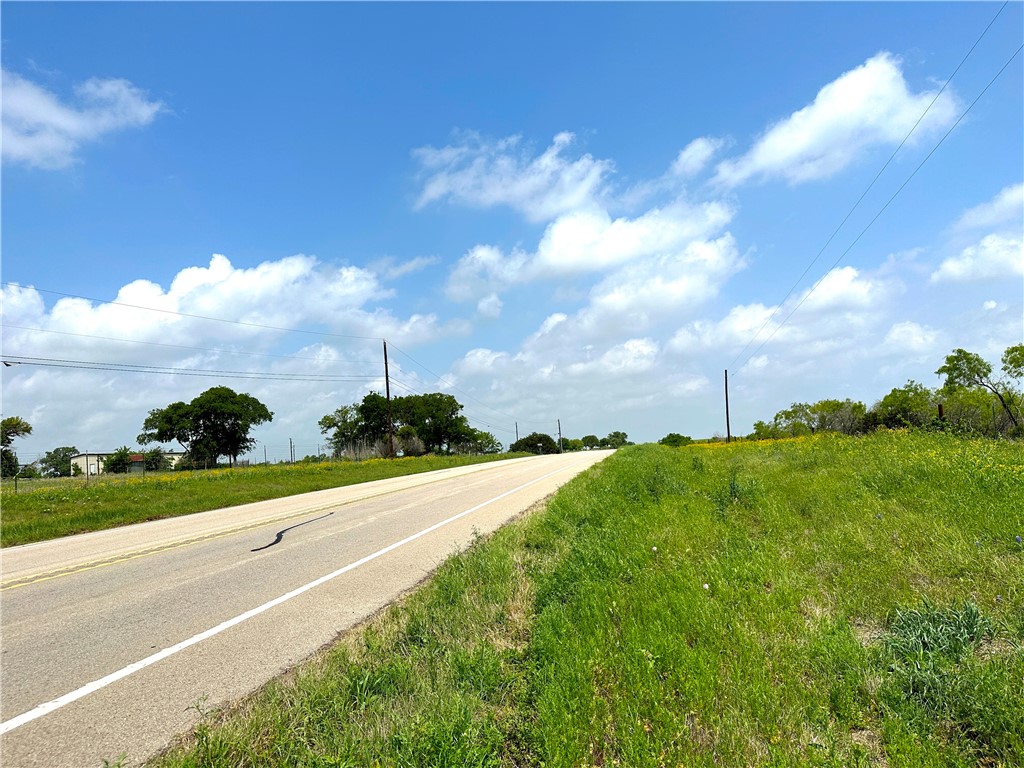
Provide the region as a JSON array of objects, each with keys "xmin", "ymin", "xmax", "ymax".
[{"xmin": 0, "ymin": 451, "xmax": 611, "ymax": 767}]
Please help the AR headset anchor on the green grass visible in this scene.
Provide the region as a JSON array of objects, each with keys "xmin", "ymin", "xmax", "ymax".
[
  {"xmin": 147, "ymin": 431, "xmax": 1024, "ymax": 768},
  {"xmin": 0, "ymin": 454, "xmax": 525, "ymax": 547}
]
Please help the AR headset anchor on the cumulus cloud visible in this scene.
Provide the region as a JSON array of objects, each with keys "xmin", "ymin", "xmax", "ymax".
[
  {"xmin": 1, "ymin": 69, "xmax": 164, "ymax": 169},
  {"xmin": 567, "ymin": 338, "xmax": 659, "ymax": 376},
  {"xmin": 0, "ymin": 252, "xmax": 466, "ymax": 461},
  {"xmin": 444, "ymin": 198, "xmax": 735, "ymax": 303},
  {"xmin": 953, "ymin": 183, "xmax": 1023, "ymax": 233},
  {"xmin": 669, "ymin": 266, "xmax": 897, "ymax": 381},
  {"xmin": 445, "ymin": 244, "xmax": 530, "ymax": 303},
  {"xmin": 930, "ymin": 234, "xmax": 1024, "ymax": 283},
  {"xmin": 413, "ymin": 131, "xmax": 613, "ymax": 222},
  {"xmin": 798, "ymin": 265, "xmax": 890, "ymax": 312},
  {"xmin": 532, "ymin": 199, "xmax": 734, "ymax": 275},
  {"xmin": 671, "ymin": 136, "xmax": 725, "ymax": 177},
  {"xmin": 580, "ymin": 234, "xmax": 745, "ymax": 334},
  {"xmin": 476, "ymin": 293, "xmax": 503, "ymax": 318},
  {"xmin": 715, "ymin": 52, "xmax": 958, "ymax": 187},
  {"xmin": 883, "ymin": 321, "xmax": 937, "ymax": 355}
]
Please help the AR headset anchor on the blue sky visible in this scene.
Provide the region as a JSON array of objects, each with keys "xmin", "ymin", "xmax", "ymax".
[{"xmin": 2, "ymin": 2, "xmax": 1022, "ymax": 463}]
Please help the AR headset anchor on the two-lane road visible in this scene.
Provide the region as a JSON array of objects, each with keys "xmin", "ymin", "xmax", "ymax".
[{"xmin": 1, "ymin": 451, "xmax": 610, "ymax": 767}]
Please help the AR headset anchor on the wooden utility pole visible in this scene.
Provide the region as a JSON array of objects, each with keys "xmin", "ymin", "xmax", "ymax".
[
  {"xmin": 383, "ymin": 340, "xmax": 395, "ymax": 458},
  {"xmin": 557, "ymin": 419, "xmax": 563, "ymax": 452},
  {"xmin": 724, "ymin": 369, "xmax": 732, "ymax": 444},
  {"xmin": 515, "ymin": 422, "xmax": 519, "ymax": 442}
]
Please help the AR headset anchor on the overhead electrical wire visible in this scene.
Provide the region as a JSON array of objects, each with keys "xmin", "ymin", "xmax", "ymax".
[
  {"xmin": 2, "ymin": 286, "xmax": 533, "ymax": 428},
  {"xmin": 0, "ymin": 283, "xmax": 383, "ymax": 343},
  {"xmin": 728, "ymin": 0, "xmax": 1014, "ymax": 372},
  {"xmin": 387, "ymin": 342, "xmax": 551, "ymax": 428},
  {"xmin": 1, "ymin": 355, "xmax": 380, "ymax": 382},
  {"xmin": 389, "ymin": 376, "xmax": 518, "ymax": 435},
  {"xmin": 735, "ymin": 40, "xmax": 1024, "ymax": 372},
  {"xmin": 0, "ymin": 324, "xmax": 383, "ymax": 366}
]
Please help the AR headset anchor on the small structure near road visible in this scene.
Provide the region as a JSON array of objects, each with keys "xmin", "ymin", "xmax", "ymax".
[{"xmin": 70, "ymin": 450, "xmax": 186, "ymax": 476}]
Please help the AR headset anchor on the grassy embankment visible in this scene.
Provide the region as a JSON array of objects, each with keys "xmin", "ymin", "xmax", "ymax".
[
  {"xmin": 148, "ymin": 430, "xmax": 1023, "ymax": 768},
  {"xmin": 0, "ymin": 454, "xmax": 525, "ymax": 547}
]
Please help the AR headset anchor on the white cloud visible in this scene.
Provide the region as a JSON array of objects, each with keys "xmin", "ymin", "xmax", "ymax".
[
  {"xmin": 798, "ymin": 266, "xmax": 890, "ymax": 312},
  {"xmin": 883, "ymin": 321, "xmax": 937, "ymax": 354},
  {"xmin": 0, "ymin": 253, "xmax": 465, "ymax": 460},
  {"xmin": 413, "ymin": 131, "xmax": 613, "ymax": 222},
  {"xmin": 671, "ymin": 136, "xmax": 724, "ymax": 177},
  {"xmin": 930, "ymin": 234, "xmax": 1024, "ymax": 283},
  {"xmin": 476, "ymin": 293, "xmax": 503, "ymax": 318},
  {"xmin": 668, "ymin": 266, "xmax": 896, "ymax": 379},
  {"xmin": 380, "ymin": 255, "xmax": 441, "ymax": 280},
  {"xmin": 567, "ymin": 338, "xmax": 659, "ymax": 376},
  {"xmin": 715, "ymin": 52, "xmax": 957, "ymax": 187},
  {"xmin": 444, "ymin": 197, "xmax": 734, "ymax": 303},
  {"xmin": 1, "ymin": 69, "xmax": 164, "ymax": 169},
  {"xmin": 532, "ymin": 199, "xmax": 733, "ymax": 276},
  {"xmin": 953, "ymin": 183, "xmax": 1023, "ymax": 233},
  {"xmin": 581, "ymin": 234, "xmax": 745, "ymax": 332},
  {"xmin": 445, "ymin": 244, "xmax": 529, "ymax": 303}
]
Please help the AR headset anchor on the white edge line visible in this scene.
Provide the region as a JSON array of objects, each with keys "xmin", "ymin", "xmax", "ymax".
[{"xmin": 0, "ymin": 460, "xmax": 584, "ymax": 735}]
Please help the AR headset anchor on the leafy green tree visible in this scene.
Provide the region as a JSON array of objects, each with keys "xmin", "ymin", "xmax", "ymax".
[
  {"xmin": 810, "ymin": 399, "xmax": 866, "ymax": 435},
  {"xmin": 144, "ymin": 448, "xmax": 172, "ymax": 471},
  {"xmin": 581, "ymin": 435, "xmax": 601, "ymax": 450},
  {"xmin": 510, "ymin": 432, "xmax": 559, "ymax": 454},
  {"xmin": 18, "ymin": 462, "xmax": 42, "ymax": 479},
  {"xmin": 872, "ymin": 380, "xmax": 936, "ymax": 429},
  {"xmin": 771, "ymin": 403, "xmax": 814, "ymax": 436},
  {"xmin": 139, "ymin": 400, "xmax": 203, "ymax": 460},
  {"xmin": 941, "ymin": 386, "xmax": 1002, "ymax": 436},
  {"xmin": 356, "ymin": 392, "xmax": 392, "ymax": 446},
  {"xmin": 749, "ymin": 420, "xmax": 782, "ymax": 440},
  {"xmin": 1, "ymin": 416, "xmax": 32, "ymax": 478},
  {"xmin": 454, "ymin": 428, "xmax": 502, "ymax": 455},
  {"xmin": 659, "ymin": 433, "xmax": 693, "ymax": 447},
  {"xmin": 318, "ymin": 404, "xmax": 361, "ymax": 457},
  {"xmin": 40, "ymin": 446, "xmax": 79, "ymax": 477},
  {"xmin": 563, "ymin": 438, "xmax": 584, "ymax": 452},
  {"xmin": 936, "ymin": 347, "xmax": 1020, "ymax": 430},
  {"xmin": 600, "ymin": 431, "xmax": 631, "ymax": 448},
  {"xmin": 396, "ymin": 425, "xmax": 427, "ymax": 456},
  {"xmin": 395, "ymin": 392, "xmax": 471, "ymax": 454},
  {"xmin": 139, "ymin": 387, "xmax": 273, "ymax": 467},
  {"xmin": 105, "ymin": 446, "xmax": 134, "ymax": 474},
  {"xmin": 1002, "ymin": 343, "xmax": 1024, "ymax": 380}
]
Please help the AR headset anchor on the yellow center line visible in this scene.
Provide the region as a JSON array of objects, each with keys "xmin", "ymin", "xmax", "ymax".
[
  {"xmin": 0, "ymin": 475, "xmax": 464, "ymax": 591},
  {"xmin": 0, "ymin": 462, "xmax": 530, "ymax": 591}
]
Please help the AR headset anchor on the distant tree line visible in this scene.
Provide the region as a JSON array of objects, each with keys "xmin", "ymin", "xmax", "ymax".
[
  {"xmin": 3, "ymin": 381, "xmax": 637, "ymax": 479},
  {"xmin": 750, "ymin": 345, "xmax": 1023, "ymax": 440},
  {"xmin": 508, "ymin": 430, "xmax": 633, "ymax": 454},
  {"xmin": 319, "ymin": 392, "xmax": 501, "ymax": 458}
]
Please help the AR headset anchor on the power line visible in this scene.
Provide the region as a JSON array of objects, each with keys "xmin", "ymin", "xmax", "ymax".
[
  {"xmin": 728, "ymin": 0, "xmax": 1013, "ymax": 371},
  {"xmin": 387, "ymin": 342, "xmax": 550, "ymax": 427},
  {"xmin": 0, "ymin": 283, "xmax": 383, "ymax": 343},
  {"xmin": 736, "ymin": 41, "xmax": 1024, "ymax": 372},
  {"xmin": 389, "ymin": 376, "xmax": 517, "ymax": 434},
  {"xmin": 1, "ymin": 355, "xmax": 380, "ymax": 383},
  {"xmin": 0, "ymin": 324, "xmax": 383, "ymax": 366}
]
